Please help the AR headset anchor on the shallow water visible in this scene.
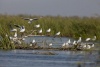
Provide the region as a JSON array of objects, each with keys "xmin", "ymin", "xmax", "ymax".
[
  {"xmin": 0, "ymin": 50, "xmax": 99, "ymax": 67},
  {"xmin": 24, "ymin": 36, "xmax": 100, "ymax": 49},
  {"xmin": 24, "ymin": 36, "xmax": 75, "ymax": 48},
  {"xmin": 0, "ymin": 36, "xmax": 100, "ymax": 67}
]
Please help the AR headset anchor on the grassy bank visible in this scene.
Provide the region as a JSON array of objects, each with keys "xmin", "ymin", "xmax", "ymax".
[{"xmin": 0, "ymin": 14, "xmax": 100, "ymax": 49}]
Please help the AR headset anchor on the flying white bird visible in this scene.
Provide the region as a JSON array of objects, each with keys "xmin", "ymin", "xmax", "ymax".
[
  {"xmin": 14, "ymin": 24, "xmax": 25, "ymax": 33},
  {"xmin": 20, "ymin": 26, "xmax": 25, "ymax": 33},
  {"xmin": 24, "ymin": 18, "xmax": 38, "ymax": 23}
]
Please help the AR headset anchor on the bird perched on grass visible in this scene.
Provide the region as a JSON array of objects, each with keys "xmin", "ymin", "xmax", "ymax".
[
  {"xmin": 46, "ymin": 28, "xmax": 51, "ymax": 33},
  {"xmin": 55, "ymin": 31, "xmax": 60, "ymax": 36},
  {"xmin": 34, "ymin": 24, "xmax": 40, "ymax": 28},
  {"xmin": 38, "ymin": 28, "xmax": 42, "ymax": 35},
  {"xmin": 46, "ymin": 28, "xmax": 51, "ymax": 36}
]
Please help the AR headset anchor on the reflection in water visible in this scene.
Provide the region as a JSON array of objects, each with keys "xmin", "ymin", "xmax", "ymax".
[{"xmin": 0, "ymin": 50, "xmax": 99, "ymax": 67}]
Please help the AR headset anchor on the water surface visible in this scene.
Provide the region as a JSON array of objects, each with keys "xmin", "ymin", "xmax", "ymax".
[{"xmin": 0, "ymin": 50, "xmax": 99, "ymax": 67}]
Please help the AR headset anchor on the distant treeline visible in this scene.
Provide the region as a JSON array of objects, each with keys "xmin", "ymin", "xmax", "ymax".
[{"xmin": 0, "ymin": 14, "xmax": 100, "ymax": 40}]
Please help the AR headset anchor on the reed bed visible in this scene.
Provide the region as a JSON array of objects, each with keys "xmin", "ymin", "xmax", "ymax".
[{"xmin": 0, "ymin": 14, "xmax": 100, "ymax": 49}]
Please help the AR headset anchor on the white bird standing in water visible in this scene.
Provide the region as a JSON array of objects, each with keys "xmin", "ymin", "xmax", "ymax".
[
  {"xmin": 30, "ymin": 39, "xmax": 36, "ymax": 46},
  {"xmin": 77, "ymin": 37, "xmax": 82, "ymax": 43},
  {"xmin": 62, "ymin": 43, "xmax": 66, "ymax": 47},
  {"xmin": 32, "ymin": 39, "xmax": 36, "ymax": 43},
  {"xmin": 86, "ymin": 36, "xmax": 96, "ymax": 41},
  {"xmin": 46, "ymin": 28, "xmax": 51, "ymax": 36},
  {"xmin": 49, "ymin": 43, "xmax": 53, "ymax": 47}
]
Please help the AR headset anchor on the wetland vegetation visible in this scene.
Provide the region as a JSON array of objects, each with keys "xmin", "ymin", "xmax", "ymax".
[{"xmin": 0, "ymin": 14, "xmax": 100, "ymax": 49}]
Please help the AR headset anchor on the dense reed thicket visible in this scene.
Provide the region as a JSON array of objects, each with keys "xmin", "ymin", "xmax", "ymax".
[
  {"xmin": 0, "ymin": 14, "xmax": 100, "ymax": 49},
  {"xmin": 0, "ymin": 14, "xmax": 100, "ymax": 39}
]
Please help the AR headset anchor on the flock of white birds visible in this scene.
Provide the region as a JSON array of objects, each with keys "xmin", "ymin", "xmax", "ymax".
[{"xmin": 7, "ymin": 18, "xmax": 97, "ymax": 50}]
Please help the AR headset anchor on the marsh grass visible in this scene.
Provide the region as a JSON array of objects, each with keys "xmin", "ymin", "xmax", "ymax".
[{"xmin": 0, "ymin": 14, "xmax": 100, "ymax": 49}]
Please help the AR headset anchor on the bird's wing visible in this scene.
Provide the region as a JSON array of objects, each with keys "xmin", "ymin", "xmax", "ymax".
[
  {"xmin": 14, "ymin": 24, "xmax": 21, "ymax": 28},
  {"xmin": 33, "ymin": 18, "xmax": 38, "ymax": 20},
  {"xmin": 24, "ymin": 18, "xmax": 30, "ymax": 20},
  {"xmin": 8, "ymin": 24, "xmax": 13, "ymax": 29}
]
